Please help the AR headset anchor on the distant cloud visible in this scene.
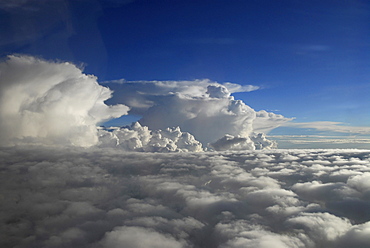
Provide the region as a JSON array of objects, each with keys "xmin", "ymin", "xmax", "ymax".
[
  {"xmin": 283, "ymin": 121, "xmax": 370, "ymax": 135},
  {"xmin": 270, "ymin": 134, "xmax": 370, "ymax": 149},
  {"xmin": 210, "ymin": 133, "xmax": 277, "ymax": 151},
  {"xmin": 105, "ymin": 79, "xmax": 290, "ymax": 148},
  {"xmin": 2, "ymin": 147, "xmax": 370, "ymax": 247}
]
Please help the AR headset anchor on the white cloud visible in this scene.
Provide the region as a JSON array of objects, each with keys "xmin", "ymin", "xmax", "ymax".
[
  {"xmin": 347, "ymin": 173, "xmax": 370, "ymax": 193},
  {"xmin": 104, "ymin": 79, "xmax": 290, "ymax": 149},
  {"xmin": 270, "ymin": 134, "xmax": 370, "ymax": 149},
  {"xmin": 253, "ymin": 110, "xmax": 293, "ymax": 133},
  {"xmin": 0, "ymin": 55, "xmax": 289, "ymax": 150},
  {"xmin": 286, "ymin": 212, "xmax": 352, "ymax": 244},
  {"xmin": 100, "ymin": 226, "xmax": 185, "ymax": 248},
  {"xmin": 209, "ymin": 134, "xmax": 255, "ymax": 151},
  {"xmin": 272, "ymin": 121, "xmax": 370, "ymax": 149},
  {"xmin": 0, "ymin": 55, "xmax": 129, "ymax": 147},
  {"xmin": 215, "ymin": 220, "xmax": 306, "ymax": 248},
  {"xmin": 283, "ymin": 121, "xmax": 370, "ymax": 135},
  {"xmin": 98, "ymin": 122, "xmax": 203, "ymax": 152}
]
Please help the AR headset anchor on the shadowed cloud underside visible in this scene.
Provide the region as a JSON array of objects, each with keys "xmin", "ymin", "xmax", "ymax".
[{"xmin": 1, "ymin": 147, "xmax": 370, "ymax": 247}]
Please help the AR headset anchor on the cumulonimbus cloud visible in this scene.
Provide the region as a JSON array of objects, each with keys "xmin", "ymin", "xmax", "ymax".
[{"xmin": 104, "ymin": 79, "xmax": 291, "ymax": 149}]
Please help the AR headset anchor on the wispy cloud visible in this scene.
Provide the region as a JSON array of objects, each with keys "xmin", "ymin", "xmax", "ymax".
[
  {"xmin": 271, "ymin": 135, "xmax": 370, "ymax": 144},
  {"xmin": 283, "ymin": 121, "xmax": 370, "ymax": 135}
]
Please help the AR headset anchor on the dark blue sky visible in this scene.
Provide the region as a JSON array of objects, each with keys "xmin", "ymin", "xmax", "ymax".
[{"xmin": 1, "ymin": 0, "xmax": 369, "ymax": 147}]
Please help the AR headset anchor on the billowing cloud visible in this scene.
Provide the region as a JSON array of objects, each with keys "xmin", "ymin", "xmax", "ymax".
[
  {"xmin": 100, "ymin": 226, "xmax": 185, "ymax": 248},
  {"xmin": 1, "ymin": 147, "xmax": 370, "ymax": 247},
  {"xmin": 0, "ymin": 55, "xmax": 129, "ymax": 147},
  {"xmin": 104, "ymin": 79, "xmax": 291, "ymax": 148},
  {"xmin": 98, "ymin": 122, "xmax": 203, "ymax": 152},
  {"xmin": 0, "ymin": 55, "xmax": 290, "ymax": 150},
  {"xmin": 209, "ymin": 132, "xmax": 277, "ymax": 151}
]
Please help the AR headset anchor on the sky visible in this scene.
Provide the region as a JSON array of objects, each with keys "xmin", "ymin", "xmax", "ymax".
[
  {"xmin": 0, "ymin": 0, "xmax": 370, "ymax": 148},
  {"xmin": 2, "ymin": 2, "xmax": 370, "ymax": 247}
]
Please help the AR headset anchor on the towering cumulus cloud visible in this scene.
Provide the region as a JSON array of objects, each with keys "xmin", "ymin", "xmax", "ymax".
[
  {"xmin": 0, "ymin": 55, "xmax": 129, "ymax": 147},
  {"xmin": 105, "ymin": 79, "xmax": 290, "ymax": 150}
]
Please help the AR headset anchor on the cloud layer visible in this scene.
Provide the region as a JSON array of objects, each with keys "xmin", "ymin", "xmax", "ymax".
[
  {"xmin": 0, "ymin": 55, "xmax": 128, "ymax": 147},
  {"xmin": 2, "ymin": 147, "xmax": 370, "ymax": 247}
]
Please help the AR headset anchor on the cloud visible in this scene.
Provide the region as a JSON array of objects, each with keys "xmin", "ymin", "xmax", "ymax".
[
  {"xmin": 214, "ymin": 220, "xmax": 306, "ymax": 248},
  {"xmin": 104, "ymin": 79, "xmax": 290, "ymax": 148},
  {"xmin": 2, "ymin": 147, "xmax": 370, "ymax": 247},
  {"xmin": 283, "ymin": 121, "xmax": 370, "ymax": 135},
  {"xmin": 0, "ymin": 55, "xmax": 128, "ymax": 147},
  {"xmin": 270, "ymin": 134, "xmax": 370, "ymax": 149},
  {"xmin": 100, "ymin": 226, "xmax": 185, "ymax": 248},
  {"xmin": 253, "ymin": 110, "xmax": 293, "ymax": 133},
  {"xmin": 0, "ymin": 55, "xmax": 289, "ymax": 150},
  {"xmin": 210, "ymin": 134, "xmax": 255, "ymax": 151},
  {"xmin": 209, "ymin": 133, "xmax": 277, "ymax": 151},
  {"xmin": 98, "ymin": 122, "xmax": 203, "ymax": 152},
  {"xmin": 337, "ymin": 222, "xmax": 370, "ymax": 248},
  {"xmin": 286, "ymin": 212, "xmax": 352, "ymax": 245}
]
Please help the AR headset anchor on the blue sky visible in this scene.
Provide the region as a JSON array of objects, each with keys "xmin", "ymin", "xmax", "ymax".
[{"xmin": 1, "ymin": 0, "xmax": 369, "ymax": 148}]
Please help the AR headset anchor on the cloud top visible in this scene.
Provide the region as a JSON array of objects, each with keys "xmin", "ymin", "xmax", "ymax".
[{"xmin": 2, "ymin": 147, "xmax": 370, "ymax": 247}]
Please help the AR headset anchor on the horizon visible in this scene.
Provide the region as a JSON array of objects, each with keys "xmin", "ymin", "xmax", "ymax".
[
  {"xmin": 1, "ymin": 0, "xmax": 369, "ymax": 149},
  {"xmin": 1, "ymin": 2, "xmax": 370, "ymax": 247}
]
